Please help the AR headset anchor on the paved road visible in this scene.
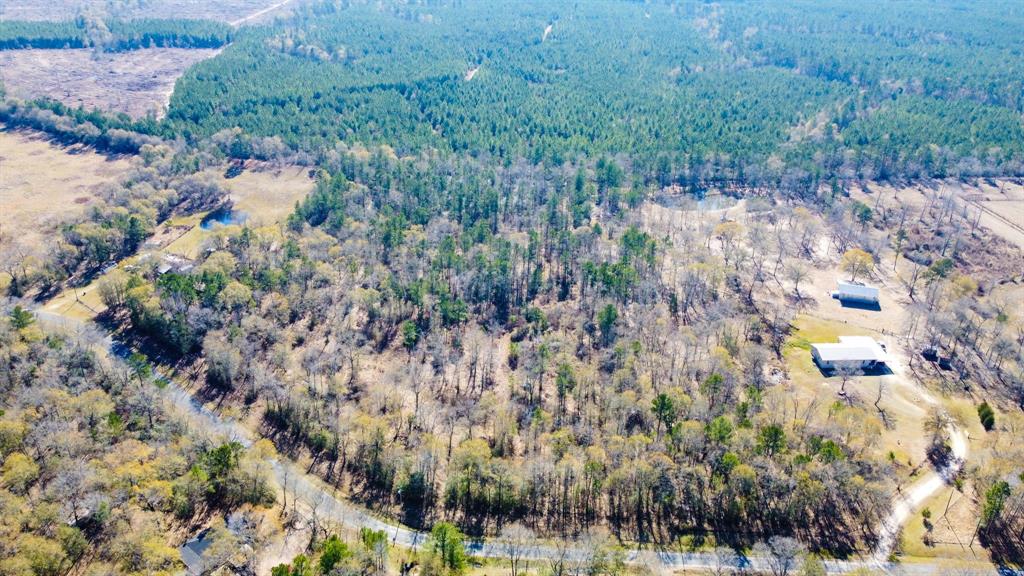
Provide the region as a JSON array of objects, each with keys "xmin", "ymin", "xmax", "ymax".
[{"xmin": 32, "ymin": 310, "xmax": 1007, "ymax": 575}]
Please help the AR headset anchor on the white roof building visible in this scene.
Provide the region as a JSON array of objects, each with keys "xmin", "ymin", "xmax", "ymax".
[
  {"xmin": 832, "ymin": 281, "xmax": 880, "ymax": 303},
  {"xmin": 811, "ymin": 336, "xmax": 888, "ymax": 371}
]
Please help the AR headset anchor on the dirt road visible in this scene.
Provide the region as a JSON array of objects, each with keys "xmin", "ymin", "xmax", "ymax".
[
  {"xmin": 871, "ymin": 349, "xmax": 969, "ymax": 564},
  {"xmin": 231, "ymin": 0, "xmax": 296, "ymax": 26}
]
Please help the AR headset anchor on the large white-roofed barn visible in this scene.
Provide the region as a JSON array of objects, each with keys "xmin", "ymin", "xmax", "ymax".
[{"xmin": 810, "ymin": 336, "xmax": 888, "ymax": 372}]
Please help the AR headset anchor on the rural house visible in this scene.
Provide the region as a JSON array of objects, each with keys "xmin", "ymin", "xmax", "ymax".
[{"xmin": 811, "ymin": 336, "xmax": 888, "ymax": 372}]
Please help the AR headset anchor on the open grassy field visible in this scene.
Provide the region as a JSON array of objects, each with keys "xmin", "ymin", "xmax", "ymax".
[
  {"xmin": 0, "ymin": 48, "xmax": 221, "ymax": 119},
  {"xmin": 220, "ymin": 164, "xmax": 314, "ymax": 224},
  {"xmin": 0, "ymin": 127, "xmax": 131, "ymax": 250},
  {"xmin": 0, "ymin": 0, "xmax": 299, "ymax": 23},
  {"xmin": 161, "ymin": 163, "xmax": 314, "ymax": 258}
]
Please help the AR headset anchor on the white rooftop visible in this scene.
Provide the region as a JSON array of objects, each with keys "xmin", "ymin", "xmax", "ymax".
[
  {"xmin": 835, "ymin": 281, "xmax": 879, "ymax": 298},
  {"xmin": 811, "ymin": 336, "xmax": 887, "ymax": 362}
]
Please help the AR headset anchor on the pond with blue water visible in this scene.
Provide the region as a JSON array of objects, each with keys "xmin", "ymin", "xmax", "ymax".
[{"xmin": 200, "ymin": 208, "xmax": 248, "ymax": 230}]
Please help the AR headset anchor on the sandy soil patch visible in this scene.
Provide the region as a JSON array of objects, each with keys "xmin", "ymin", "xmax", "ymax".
[
  {"xmin": 0, "ymin": 48, "xmax": 221, "ymax": 119},
  {"xmin": 0, "ymin": 127, "xmax": 131, "ymax": 250},
  {"xmin": 256, "ymin": 523, "xmax": 311, "ymax": 574},
  {"xmin": 1, "ymin": 0, "xmax": 298, "ymax": 22},
  {"xmin": 799, "ymin": 258, "xmax": 908, "ymax": 337}
]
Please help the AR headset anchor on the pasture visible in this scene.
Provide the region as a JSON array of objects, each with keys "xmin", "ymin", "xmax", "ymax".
[{"xmin": 0, "ymin": 127, "xmax": 131, "ymax": 250}]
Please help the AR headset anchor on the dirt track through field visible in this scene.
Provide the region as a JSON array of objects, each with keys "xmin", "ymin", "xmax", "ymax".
[
  {"xmin": 231, "ymin": 0, "xmax": 296, "ymax": 26},
  {"xmin": 870, "ymin": 349, "xmax": 969, "ymax": 564}
]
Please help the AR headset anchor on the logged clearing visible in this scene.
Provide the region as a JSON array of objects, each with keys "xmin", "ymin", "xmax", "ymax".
[
  {"xmin": 0, "ymin": 48, "xmax": 221, "ymax": 119},
  {"xmin": 0, "ymin": 0, "xmax": 298, "ymax": 22},
  {"xmin": 0, "ymin": 127, "xmax": 131, "ymax": 250}
]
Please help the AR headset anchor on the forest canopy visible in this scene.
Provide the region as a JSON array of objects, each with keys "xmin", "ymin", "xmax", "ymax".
[
  {"xmin": 0, "ymin": 18, "xmax": 233, "ymax": 51},
  {"xmin": 161, "ymin": 0, "xmax": 1024, "ymax": 183}
]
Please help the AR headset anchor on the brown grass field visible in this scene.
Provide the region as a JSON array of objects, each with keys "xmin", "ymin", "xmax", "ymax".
[
  {"xmin": 0, "ymin": 48, "xmax": 221, "ymax": 119},
  {"xmin": 1, "ymin": 0, "xmax": 298, "ymax": 23},
  {"xmin": 0, "ymin": 127, "xmax": 132, "ymax": 251}
]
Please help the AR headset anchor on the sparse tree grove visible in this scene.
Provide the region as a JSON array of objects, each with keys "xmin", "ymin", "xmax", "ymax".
[{"xmin": 2, "ymin": 0, "xmax": 1024, "ymax": 573}]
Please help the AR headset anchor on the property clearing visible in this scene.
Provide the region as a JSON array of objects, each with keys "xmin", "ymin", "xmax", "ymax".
[
  {"xmin": 0, "ymin": 127, "xmax": 131, "ymax": 251},
  {"xmin": 223, "ymin": 163, "xmax": 314, "ymax": 224},
  {"xmin": 784, "ymin": 303, "xmax": 929, "ymax": 476},
  {"xmin": 161, "ymin": 163, "xmax": 314, "ymax": 258},
  {"xmin": 0, "ymin": 48, "xmax": 221, "ymax": 119},
  {"xmin": 851, "ymin": 180, "xmax": 1024, "ymax": 250}
]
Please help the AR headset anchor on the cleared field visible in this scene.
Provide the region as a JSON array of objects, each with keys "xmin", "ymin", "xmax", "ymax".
[
  {"xmin": 971, "ymin": 180, "xmax": 1024, "ymax": 249},
  {"xmin": 0, "ymin": 0, "xmax": 298, "ymax": 23},
  {"xmin": 801, "ymin": 259, "xmax": 909, "ymax": 337},
  {"xmin": 0, "ymin": 48, "xmax": 221, "ymax": 119},
  {"xmin": 161, "ymin": 163, "xmax": 314, "ymax": 259},
  {"xmin": 220, "ymin": 164, "xmax": 314, "ymax": 224},
  {"xmin": 0, "ymin": 127, "xmax": 131, "ymax": 250}
]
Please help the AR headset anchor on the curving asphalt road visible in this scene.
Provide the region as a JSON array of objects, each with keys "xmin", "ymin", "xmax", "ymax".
[{"xmin": 32, "ymin": 310, "xmax": 1006, "ymax": 575}]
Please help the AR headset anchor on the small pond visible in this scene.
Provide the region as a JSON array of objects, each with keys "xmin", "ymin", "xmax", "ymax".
[{"xmin": 200, "ymin": 208, "xmax": 248, "ymax": 229}]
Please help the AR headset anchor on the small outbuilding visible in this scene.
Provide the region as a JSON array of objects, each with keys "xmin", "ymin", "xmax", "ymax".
[
  {"xmin": 811, "ymin": 336, "xmax": 888, "ymax": 372},
  {"xmin": 180, "ymin": 529, "xmax": 214, "ymax": 575},
  {"xmin": 832, "ymin": 280, "xmax": 879, "ymax": 304}
]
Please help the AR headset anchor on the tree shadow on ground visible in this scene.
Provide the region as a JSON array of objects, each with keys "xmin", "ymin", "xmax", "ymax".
[{"xmin": 980, "ymin": 524, "xmax": 1024, "ymax": 566}]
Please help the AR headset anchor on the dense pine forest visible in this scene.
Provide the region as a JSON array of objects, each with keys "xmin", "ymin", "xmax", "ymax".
[
  {"xmin": 0, "ymin": 18, "xmax": 232, "ymax": 51},
  {"xmin": 164, "ymin": 0, "xmax": 1024, "ymax": 185},
  {"xmin": 5, "ymin": 0, "xmax": 1023, "ymax": 186}
]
